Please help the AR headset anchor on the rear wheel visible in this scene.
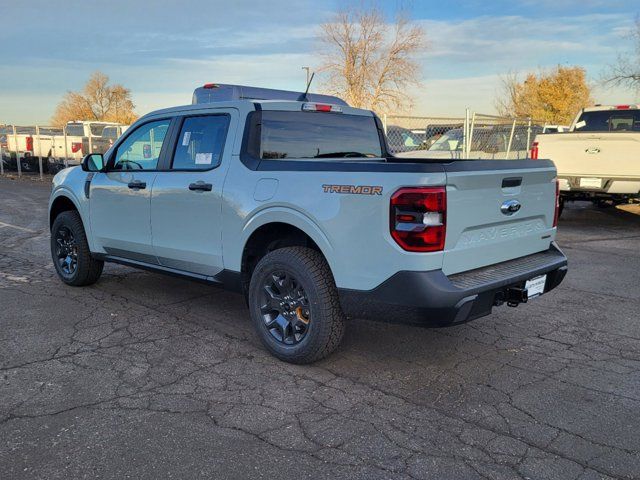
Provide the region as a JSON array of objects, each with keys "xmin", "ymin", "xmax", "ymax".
[
  {"xmin": 51, "ymin": 210, "xmax": 103, "ymax": 286},
  {"xmin": 248, "ymin": 247, "xmax": 345, "ymax": 364}
]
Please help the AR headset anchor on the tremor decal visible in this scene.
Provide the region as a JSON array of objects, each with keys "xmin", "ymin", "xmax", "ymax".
[{"xmin": 322, "ymin": 184, "xmax": 383, "ymax": 195}]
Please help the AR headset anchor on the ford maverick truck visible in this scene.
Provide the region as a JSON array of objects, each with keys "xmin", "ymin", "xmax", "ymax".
[{"xmin": 48, "ymin": 83, "xmax": 567, "ymax": 364}]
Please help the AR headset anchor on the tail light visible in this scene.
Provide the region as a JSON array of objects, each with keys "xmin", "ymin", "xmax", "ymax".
[
  {"xmin": 553, "ymin": 179, "xmax": 560, "ymax": 228},
  {"xmin": 615, "ymin": 105, "xmax": 631, "ymax": 110},
  {"xmin": 203, "ymin": 83, "xmax": 219, "ymax": 89},
  {"xmin": 390, "ymin": 187, "xmax": 446, "ymax": 252},
  {"xmin": 71, "ymin": 142, "xmax": 82, "ymax": 153},
  {"xmin": 25, "ymin": 136, "xmax": 33, "ymax": 152},
  {"xmin": 529, "ymin": 141, "xmax": 539, "ymax": 160}
]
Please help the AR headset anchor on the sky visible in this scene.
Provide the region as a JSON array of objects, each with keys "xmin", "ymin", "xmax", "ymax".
[{"xmin": 0, "ymin": 0, "xmax": 637, "ymax": 124}]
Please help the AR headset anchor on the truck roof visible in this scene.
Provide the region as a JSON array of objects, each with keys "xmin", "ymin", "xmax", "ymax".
[
  {"xmin": 66, "ymin": 120, "xmax": 122, "ymax": 126},
  {"xmin": 192, "ymin": 83, "xmax": 348, "ymax": 106},
  {"xmin": 140, "ymin": 99, "xmax": 373, "ymax": 123},
  {"xmin": 583, "ymin": 104, "xmax": 640, "ymax": 112}
]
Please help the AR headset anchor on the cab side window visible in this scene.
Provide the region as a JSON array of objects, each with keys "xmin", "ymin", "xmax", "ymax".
[
  {"xmin": 172, "ymin": 115, "xmax": 230, "ymax": 170},
  {"xmin": 113, "ymin": 119, "xmax": 170, "ymax": 170}
]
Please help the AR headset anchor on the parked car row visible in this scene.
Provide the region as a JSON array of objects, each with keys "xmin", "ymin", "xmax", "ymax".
[{"xmin": 1, "ymin": 121, "xmax": 128, "ymax": 174}]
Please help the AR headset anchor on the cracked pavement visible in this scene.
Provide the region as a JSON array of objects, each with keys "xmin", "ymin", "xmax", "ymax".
[{"xmin": 1, "ymin": 176, "xmax": 639, "ymax": 479}]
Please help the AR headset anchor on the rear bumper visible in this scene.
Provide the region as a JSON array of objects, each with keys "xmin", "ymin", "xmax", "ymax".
[
  {"xmin": 559, "ymin": 176, "xmax": 640, "ymax": 198},
  {"xmin": 338, "ymin": 243, "xmax": 568, "ymax": 326}
]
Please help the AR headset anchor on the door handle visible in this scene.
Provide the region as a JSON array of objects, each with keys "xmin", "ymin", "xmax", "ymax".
[
  {"xmin": 188, "ymin": 182, "xmax": 213, "ymax": 192},
  {"xmin": 127, "ymin": 180, "xmax": 146, "ymax": 189}
]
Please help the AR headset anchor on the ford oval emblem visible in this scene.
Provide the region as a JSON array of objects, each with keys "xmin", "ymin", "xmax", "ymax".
[{"xmin": 501, "ymin": 199, "xmax": 521, "ymax": 216}]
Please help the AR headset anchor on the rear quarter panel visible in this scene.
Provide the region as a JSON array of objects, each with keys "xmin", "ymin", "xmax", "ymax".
[{"xmin": 222, "ymin": 160, "xmax": 448, "ymax": 291}]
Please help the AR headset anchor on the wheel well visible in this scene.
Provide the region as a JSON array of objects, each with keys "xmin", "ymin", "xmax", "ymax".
[
  {"xmin": 241, "ymin": 223, "xmax": 323, "ymax": 295},
  {"xmin": 49, "ymin": 196, "xmax": 78, "ymax": 230}
]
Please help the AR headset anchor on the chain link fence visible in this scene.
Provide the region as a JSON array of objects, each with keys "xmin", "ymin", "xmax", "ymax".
[
  {"xmin": 382, "ymin": 115, "xmax": 466, "ymax": 155},
  {"xmin": 383, "ymin": 110, "xmax": 543, "ymax": 160},
  {"xmin": 467, "ymin": 113, "xmax": 542, "ymax": 160}
]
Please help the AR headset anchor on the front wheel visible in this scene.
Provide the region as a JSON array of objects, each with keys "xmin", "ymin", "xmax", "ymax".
[
  {"xmin": 51, "ymin": 210, "xmax": 103, "ymax": 286},
  {"xmin": 248, "ymin": 247, "xmax": 345, "ymax": 364}
]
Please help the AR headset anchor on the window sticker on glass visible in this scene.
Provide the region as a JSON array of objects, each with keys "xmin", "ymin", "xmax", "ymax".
[
  {"xmin": 182, "ymin": 131, "xmax": 191, "ymax": 146},
  {"xmin": 195, "ymin": 152, "xmax": 213, "ymax": 165}
]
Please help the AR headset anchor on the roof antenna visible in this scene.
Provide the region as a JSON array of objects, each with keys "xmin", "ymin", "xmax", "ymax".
[{"xmin": 298, "ymin": 72, "xmax": 315, "ymax": 102}]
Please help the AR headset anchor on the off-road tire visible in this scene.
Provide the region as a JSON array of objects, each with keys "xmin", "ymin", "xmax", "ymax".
[
  {"xmin": 248, "ymin": 246, "xmax": 345, "ymax": 364},
  {"xmin": 51, "ymin": 210, "xmax": 103, "ymax": 286}
]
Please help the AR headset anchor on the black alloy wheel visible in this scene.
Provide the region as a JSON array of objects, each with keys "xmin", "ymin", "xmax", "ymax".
[
  {"xmin": 54, "ymin": 225, "xmax": 78, "ymax": 276},
  {"xmin": 260, "ymin": 270, "xmax": 311, "ymax": 345},
  {"xmin": 50, "ymin": 210, "xmax": 103, "ymax": 286},
  {"xmin": 248, "ymin": 247, "xmax": 345, "ymax": 364}
]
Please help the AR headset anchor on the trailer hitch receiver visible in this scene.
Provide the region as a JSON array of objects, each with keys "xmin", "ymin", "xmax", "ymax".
[{"xmin": 506, "ymin": 287, "xmax": 528, "ymax": 307}]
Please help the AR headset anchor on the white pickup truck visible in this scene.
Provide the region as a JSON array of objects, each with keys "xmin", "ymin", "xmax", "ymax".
[
  {"xmin": 5, "ymin": 121, "xmax": 125, "ymax": 173},
  {"xmin": 48, "ymin": 121, "xmax": 125, "ymax": 173},
  {"xmin": 532, "ymin": 105, "xmax": 640, "ymax": 210},
  {"xmin": 4, "ymin": 126, "xmax": 44, "ymax": 172}
]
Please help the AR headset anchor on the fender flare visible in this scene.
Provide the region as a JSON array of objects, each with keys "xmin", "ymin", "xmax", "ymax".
[
  {"xmin": 49, "ymin": 188, "xmax": 86, "ymax": 229},
  {"xmin": 234, "ymin": 206, "xmax": 335, "ymax": 273}
]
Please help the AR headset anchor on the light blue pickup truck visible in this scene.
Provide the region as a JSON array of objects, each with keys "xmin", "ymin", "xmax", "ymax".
[{"xmin": 48, "ymin": 84, "xmax": 567, "ymax": 363}]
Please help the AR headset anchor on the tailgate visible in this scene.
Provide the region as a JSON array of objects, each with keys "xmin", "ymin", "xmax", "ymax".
[
  {"xmin": 443, "ymin": 160, "xmax": 556, "ymax": 275},
  {"xmin": 538, "ymin": 132, "xmax": 640, "ymax": 178}
]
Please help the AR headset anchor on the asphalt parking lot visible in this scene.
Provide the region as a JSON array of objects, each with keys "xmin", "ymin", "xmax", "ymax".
[{"xmin": 1, "ymin": 176, "xmax": 639, "ymax": 480}]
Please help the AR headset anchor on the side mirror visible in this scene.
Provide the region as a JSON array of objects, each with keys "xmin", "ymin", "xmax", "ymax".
[{"xmin": 81, "ymin": 153, "xmax": 105, "ymax": 172}]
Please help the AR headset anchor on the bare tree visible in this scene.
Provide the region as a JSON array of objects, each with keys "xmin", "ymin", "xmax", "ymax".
[
  {"xmin": 318, "ymin": 7, "xmax": 426, "ymax": 113},
  {"xmin": 51, "ymin": 71, "xmax": 138, "ymax": 126},
  {"xmin": 604, "ymin": 18, "xmax": 640, "ymax": 91},
  {"xmin": 495, "ymin": 71, "xmax": 520, "ymax": 118}
]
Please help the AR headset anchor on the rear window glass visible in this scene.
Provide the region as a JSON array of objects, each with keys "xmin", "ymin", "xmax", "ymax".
[
  {"xmin": 386, "ymin": 127, "xmax": 423, "ymax": 148},
  {"xmin": 172, "ymin": 115, "xmax": 230, "ymax": 170},
  {"xmin": 39, "ymin": 127, "xmax": 63, "ymax": 135},
  {"xmin": 429, "ymin": 129, "xmax": 464, "ymax": 151},
  {"xmin": 101, "ymin": 127, "xmax": 118, "ymax": 139},
  {"xmin": 255, "ymin": 111, "xmax": 383, "ymax": 159},
  {"xmin": 90, "ymin": 123, "xmax": 109, "ymax": 136},
  {"xmin": 15, "ymin": 126, "xmax": 36, "ymax": 134},
  {"xmin": 65, "ymin": 124, "xmax": 84, "ymax": 136},
  {"xmin": 575, "ymin": 110, "xmax": 640, "ymax": 132}
]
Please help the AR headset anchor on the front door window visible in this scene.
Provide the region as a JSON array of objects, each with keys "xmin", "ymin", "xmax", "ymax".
[{"xmin": 113, "ymin": 120, "xmax": 170, "ymax": 170}]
